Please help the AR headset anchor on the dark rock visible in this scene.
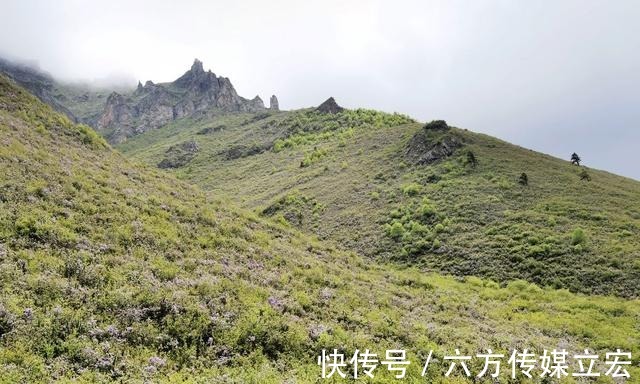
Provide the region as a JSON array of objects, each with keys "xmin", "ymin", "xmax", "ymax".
[
  {"xmin": 269, "ymin": 95, "xmax": 279, "ymax": 111},
  {"xmin": 196, "ymin": 125, "xmax": 226, "ymax": 135},
  {"xmin": 157, "ymin": 140, "xmax": 199, "ymax": 169},
  {"xmin": 406, "ymin": 131, "xmax": 462, "ymax": 165},
  {"xmin": 222, "ymin": 144, "xmax": 268, "ymax": 160},
  {"xmin": 316, "ymin": 97, "xmax": 344, "ymax": 114}
]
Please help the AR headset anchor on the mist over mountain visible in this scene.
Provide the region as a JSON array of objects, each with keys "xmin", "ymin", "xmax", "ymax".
[{"xmin": 1, "ymin": 2, "xmax": 640, "ymax": 381}]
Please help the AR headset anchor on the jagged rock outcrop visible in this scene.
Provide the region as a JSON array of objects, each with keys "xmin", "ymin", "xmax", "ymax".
[
  {"xmin": 316, "ymin": 97, "xmax": 343, "ymax": 114},
  {"xmin": 269, "ymin": 95, "xmax": 279, "ymax": 111},
  {"xmin": 157, "ymin": 140, "xmax": 199, "ymax": 169},
  {"xmin": 97, "ymin": 59, "xmax": 270, "ymax": 143},
  {"xmin": 406, "ymin": 130, "xmax": 462, "ymax": 165}
]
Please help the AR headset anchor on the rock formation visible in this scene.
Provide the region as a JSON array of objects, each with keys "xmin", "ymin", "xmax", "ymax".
[
  {"xmin": 405, "ymin": 131, "xmax": 462, "ymax": 165},
  {"xmin": 269, "ymin": 95, "xmax": 279, "ymax": 111},
  {"xmin": 157, "ymin": 140, "xmax": 200, "ymax": 169},
  {"xmin": 316, "ymin": 97, "xmax": 344, "ymax": 114},
  {"xmin": 96, "ymin": 59, "xmax": 270, "ymax": 143}
]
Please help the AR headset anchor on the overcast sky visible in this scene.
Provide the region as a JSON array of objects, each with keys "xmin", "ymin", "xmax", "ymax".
[{"xmin": 1, "ymin": 0, "xmax": 639, "ymax": 179}]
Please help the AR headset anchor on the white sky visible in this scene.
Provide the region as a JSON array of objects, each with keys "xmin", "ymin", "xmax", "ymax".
[{"xmin": 1, "ymin": 0, "xmax": 639, "ymax": 179}]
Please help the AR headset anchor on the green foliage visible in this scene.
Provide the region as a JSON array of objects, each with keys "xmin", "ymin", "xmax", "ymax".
[
  {"xmin": 466, "ymin": 150, "xmax": 478, "ymax": 168},
  {"xmin": 2, "ymin": 74, "xmax": 640, "ymax": 381},
  {"xmin": 518, "ymin": 172, "xmax": 528, "ymax": 186},
  {"xmin": 402, "ymin": 183, "xmax": 422, "ymax": 196},
  {"xmin": 571, "ymin": 228, "xmax": 587, "ymax": 245},
  {"xmin": 300, "ymin": 147, "xmax": 328, "ymax": 167},
  {"xmin": 423, "ymin": 120, "xmax": 448, "ymax": 130},
  {"xmin": 117, "ymin": 89, "xmax": 640, "ymax": 298}
]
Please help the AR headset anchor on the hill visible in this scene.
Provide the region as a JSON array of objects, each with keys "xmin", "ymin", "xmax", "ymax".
[
  {"xmin": 2, "ymin": 74, "xmax": 640, "ymax": 382},
  {"xmin": 117, "ymin": 101, "xmax": 640, "ymax": 298}
]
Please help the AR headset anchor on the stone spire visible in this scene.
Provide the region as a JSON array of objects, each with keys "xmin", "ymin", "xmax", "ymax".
[{"xmin": 269, "ymin": 95, "xmax": 279, "ymax": 111}]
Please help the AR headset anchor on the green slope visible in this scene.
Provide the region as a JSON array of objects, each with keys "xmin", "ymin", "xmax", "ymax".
[
  {"xmin": 2, "ymin": 75, "xmax": 640, "ymax": 382},
  {"xmin": 117, "ymin": 107, "xmax": 640, "ymax": 298}
]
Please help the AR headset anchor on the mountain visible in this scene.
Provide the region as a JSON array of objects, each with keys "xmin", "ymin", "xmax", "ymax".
[
  {"xmin": 2, "ymin": 72, "xmax": 640, "ymax": 382},
  {"xmin": 0, "ymin": 58, "xmax": 275, "ymax": 145},
  {"xmin": 0, "ymin": 57, "xmax": 77, "ymax": 121},
  {"xmin": 97, "ymin": 59, "xmax": 272, "ymax": 143},
  {"xmin": 0, "ymin": 57, "xmax": 121, "ymax": 128},
  {"xmin": 118, "ymin": 99, "xmax": 640, "ymax": 298}
]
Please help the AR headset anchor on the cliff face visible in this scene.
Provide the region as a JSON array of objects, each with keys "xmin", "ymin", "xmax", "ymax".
[{"xmin": 98, "ymin": 59, "xmax": 270, "ymax": 143}]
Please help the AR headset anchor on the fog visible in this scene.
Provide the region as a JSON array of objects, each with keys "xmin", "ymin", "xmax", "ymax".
[{"xmin": 1, "ymin": 0, "xmax": 639, "ymax": 179}]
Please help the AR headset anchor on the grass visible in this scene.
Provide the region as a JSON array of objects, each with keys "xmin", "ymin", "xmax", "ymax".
[
  {"xmin": 118, "ymin": 104, "xmax": 640, "ymax": 298},
  {"xmin": 3, "ymin": 74, "xmax": 640, "ymax": 382}
]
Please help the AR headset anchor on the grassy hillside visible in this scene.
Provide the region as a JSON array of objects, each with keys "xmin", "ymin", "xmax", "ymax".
[
  {"xmin": 118, "ymin": 106, "xmax": 640, "ymax": 298},
  {"xmin": 2, "ymin": 75, "xmax": 640, "ymax": 382}
]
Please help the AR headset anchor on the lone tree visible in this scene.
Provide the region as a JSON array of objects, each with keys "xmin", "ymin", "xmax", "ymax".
[
  {"xmin": 518, "ymin": 172, "xmax": 529, "ymax": 186},
  {"xmin": 579, "ymin": 168, "xmax": 591, "ymax": 181},
  {"xmin": 570, "ymin": 152, "xmax": 581, "ymax": 165},
  {"xmin": 466, "ymin": 151, "xmax": 478, "ymax": 168}
]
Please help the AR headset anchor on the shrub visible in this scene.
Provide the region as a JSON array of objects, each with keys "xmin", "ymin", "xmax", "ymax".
[
  {"xmin": 571, "ymin": 228, "xmax": 586, "ymax": 245},
  {"xmin": 518, "ymin": 172, "xmax": 528, "ymax": 186},
  {"xmin": 424, "ymin": 120, "xmax": 448, "ymax": 130},
  {"xmin": 387, "ymin": 221, "xmax": 405, "ymax": 239},
  {"xmin": 419, "ymin": 200, "xmax": 437, "ymax": 219},
  {"xmin": 466, "ymin": 151, "xmax": 478, "ymax": 168},
  {"xmin": 402, "ymin": 183, "xmax": 421, "ymax": 196},
  {"xmin": 579, "ymin": 168, "xmax": 591, "ymax": 181}
]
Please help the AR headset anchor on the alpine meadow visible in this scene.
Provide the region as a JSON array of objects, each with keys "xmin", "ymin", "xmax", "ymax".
[{"xmin": 1, "ymin": 1, "xmax": 640, "ymax": 383}]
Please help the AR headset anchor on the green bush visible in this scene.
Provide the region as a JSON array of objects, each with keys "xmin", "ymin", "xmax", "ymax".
[
  {"xmin": 402, "ymin": 183, "xmax": 421, "ymax": 196},
  {"xmin": 571, "ymin": 228, "xmax": 586, "ymax": 245}
]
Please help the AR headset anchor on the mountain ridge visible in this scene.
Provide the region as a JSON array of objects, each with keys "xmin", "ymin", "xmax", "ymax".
[
  {"xmin": 118, "ymin": 105, "xmax": 640, "ymax": 297},
  {"xmin": 1, "ymin": 71, "xmax": 640, "ymax": 382}
]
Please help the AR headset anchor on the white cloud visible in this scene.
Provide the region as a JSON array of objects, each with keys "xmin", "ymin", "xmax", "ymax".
[{"xmin": 1, "ymin": 0, "xmax": 638, "ymax": 179}]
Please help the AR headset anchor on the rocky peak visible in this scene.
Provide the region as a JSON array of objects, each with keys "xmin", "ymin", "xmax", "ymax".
[
  {"xmin": 316, "ymin": 97, "xmax": 344, "ymax": 114},
  {"xmin": 252, "ymin": 95, "xmax": 264, "ymax": 106},
  {"xmin": 269, "ymin": 95, "xmax": 279, "ymax": 111},
  {"xmin": 105, "ymin": 91, "xmax": 126, "ymax": 105},
  {"xmin": 96, "ymin": 58, "xmax": 271, "ymax": 143},
  {"xmin": 173, "ymin": 58, "xmax": 215, "ymax": 89},
  {"xmin": 191, "ymin": 58, "xmax": 204, "ymax": 74}
]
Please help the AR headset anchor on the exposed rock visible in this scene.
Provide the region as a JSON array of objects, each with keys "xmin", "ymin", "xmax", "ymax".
[
  {"xmin": 247, "ymin": 95, "xmax": 265, "ymax": 110},
  {"xmin": 316, "ymin": 97, "xmax": 344, "ymax": 114},
  {"xmin": 96, "ymin": 59, "xmax": 269, "ymax": 143},
  {"xmin": 196, "ymin": 125, "xmax": 226, "ymax": 135},
  {"xmin": 157, "ymin": 140, "xmax": 199, "ymax": 169},
  {"xmin": 406, "ymin": 131, "xmax": 462, "ymax": 165},
  {"xmin": 269, "ymin": 95, "xmax": 279, "ymax": 111},
  {"xmin": 98, "ymin": 92, "xmax": 136, "ymax": 143},
  {"xmin": 222, "ymin": 144, "xmax": 268, "ymax": 160}
]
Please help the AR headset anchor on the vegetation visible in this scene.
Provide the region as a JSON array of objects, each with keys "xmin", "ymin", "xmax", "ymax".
[
  {"xmin": 518, "ymin": 172, "xmax": 529, "ymax": 186},
  {"xmin": 118, "ymin": 99, "xmax": 640, "ymax": 298},
  {"xmin": 571, "ymin": 152, "xmax": 582, "ymax": 166},
  {"xmin": 2, "ymin": 74, "xmax": 640, "ymax": 382}
]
